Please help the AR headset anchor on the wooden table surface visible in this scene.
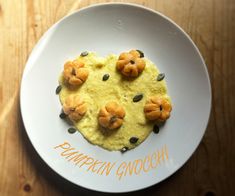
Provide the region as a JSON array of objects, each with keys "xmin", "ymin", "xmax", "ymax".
[{"xmin": 0, "ymin": 0, "xmax": 234, "ymax": 195}]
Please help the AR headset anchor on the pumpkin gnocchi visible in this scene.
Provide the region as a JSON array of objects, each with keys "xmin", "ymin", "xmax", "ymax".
[
  {"xmin": 116, "ymin": 50, "xmax": 146, "ymax": 77},
  {"xmin": 98, "ymin": 102, "xmax": 126, "ymax": 130},
  {"xmin": 63, "ymin": 59, "xmax": 89, "ymax": 86}
]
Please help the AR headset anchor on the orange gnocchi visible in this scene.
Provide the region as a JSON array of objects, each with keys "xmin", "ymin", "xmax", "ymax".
[
  {"xmin": 116, "ymin": 50, "xmax": 146, "ymax": 77},
  {"xmin": 98, "ymin": 102, "xmax": 126, "ymax": 130},
  {"xmin": 144, "ymin": 96, "xmax": 172, "ymax": 122},
  {"xmin": 63, "ymin": 59, "xmax": 89, "ymax": 86},
  {"xmin": 62, "ymin": 94, "xmax": 87, "ymax": 121}
]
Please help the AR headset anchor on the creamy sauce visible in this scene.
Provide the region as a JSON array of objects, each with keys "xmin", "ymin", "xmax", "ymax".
[{"xmin": 59, "ymin": 53, "xmax": 170, "ymax": 151}]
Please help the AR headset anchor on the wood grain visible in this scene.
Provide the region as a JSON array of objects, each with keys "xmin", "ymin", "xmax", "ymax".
[{"xmin": 0, "ymin": 0, "xmax": 234, "ymax": 195}]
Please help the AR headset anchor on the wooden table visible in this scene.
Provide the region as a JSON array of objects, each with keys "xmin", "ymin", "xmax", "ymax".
[{"xmin": 0, "ymin": 0, "xmax": 234, "ymax": 195}]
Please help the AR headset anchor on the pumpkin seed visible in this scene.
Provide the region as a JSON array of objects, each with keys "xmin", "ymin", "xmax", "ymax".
[
  {"xmin": 153, "ymin": 124, "xmax": 160, "ymax": 134},
  {"xmin": 102, "ymin": 74, "xmax": 110, "ymax": 81},
  {"xmin": 129, "ymin": 137, "xmax": 139, "ymax": 144},
  {"xmin": 110, "ymin": 116, "xmax": 117, "ymax": 124},
  {"xmin": 157, "ymin": 73, "xmax": 165, "ymax": 81},
  {"xmin": 59, "ymin": 112, "xmax": 67, "ymax": 119},
  {"xmin": 71, "ymin": 68, "xmax": 76, "ymax": 75},
  {"xmin": 80, "ymin": 51, "xmax": 88, "ymax": 57},
  {"xmin": 121, "ymin": 146, "xmax": 128, "ymax": 153},
  {"xmin": 70, "ymin": 108, "xmax": 76, "ymax": 112},
  {"xmin": 136, "ymin": 49, "xmax": 144, "ymax": 58},
  {"xmin": 68, "ymin": 127, "xmax": 77, "ymax": 134},
  {"xmin": 130, "ymin": 60, "xmax": 135, "ymax": 64},
  {"xmin": 133, "ymin": 93, "xmax": 143, "ymax": 102},
  {"xmin": 56, "ymin": 85, "xmax": 62, "ymax": 94}
]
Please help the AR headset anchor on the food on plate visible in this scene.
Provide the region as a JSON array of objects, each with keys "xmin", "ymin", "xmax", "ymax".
[
  {"xmin": 98, "ymin": 101, "xmax": 125, "ymax": 130},
  {"xmin": 116, "ymin": 50, "xmax": 146, "ymax": 77},
  {"xmin": 63, "ymin": 59, "xmax": 89, "ymax": 86},
  {"xmin": 144, "ymin": 96, "xmax": 172, "ymax": 122},
  {"xmin": 57, "ymin": 50, "xmax": 172, "ymax": 151},
  {"xmin": 62, "ymin": 94, "xmax": 87, "ymax": 121}
]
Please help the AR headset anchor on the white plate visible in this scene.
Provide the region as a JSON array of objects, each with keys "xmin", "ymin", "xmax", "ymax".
[{"xmin": 20, "ymin": 3, "xmax": 211, "ymax": 193}]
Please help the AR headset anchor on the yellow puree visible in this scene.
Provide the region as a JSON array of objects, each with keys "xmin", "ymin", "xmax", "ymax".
[{"xmin": 59, "ymin": 53, "xmax": 170, "ymax": 151}]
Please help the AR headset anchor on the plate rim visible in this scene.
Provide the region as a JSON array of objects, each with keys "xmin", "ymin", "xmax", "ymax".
[{"xmin": 20, "ymin": 2, "xmax": 212, "ymax": 193}]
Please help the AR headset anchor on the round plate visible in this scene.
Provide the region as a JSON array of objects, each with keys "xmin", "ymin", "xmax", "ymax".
[{"xmin": 20, "ymin": 3, "xmax": 211, "ymax": 193}]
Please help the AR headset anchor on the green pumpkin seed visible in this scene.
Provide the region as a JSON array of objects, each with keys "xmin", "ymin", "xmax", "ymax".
[
  {"xmin": 120, "ymin": 147, "xmax": 128, "ymax": 153},
  {"xmin": 153, "ymin": 124, "xmax": 160, "ymax": 134},
  {"xmin": 130, "ymin": 60, "xmax": 135, "ymax": 64},
  {"xmin": 71, "ymin": 68, "xmax": 76, "ymax": 75},
  {"xmin": 129, "ymin": 137, "xmax": 139, "ymax": 144},
  {"xmin": 59, "ymin": 112, "xmax": 67, "ymax": 119},
  {"xmin": 102, "ymin": 74, "xmax": 110, "ymax": 81},
  {"xmin": 70, "ymin": 108, "xmax": 76, "ymax": 112},
  {"xmin": 68, "ymin": 127, "xmax": 77, "ymax": 134},
  {"xmin": 56, "ymin": 85, "xmax": 62, "ymax": 94},
  {"xmin": 157, "ymin": 73, "xmax": 165, "ymax": 81},
  {"xmin": 133, "ymin": 93, "xmax": 143, "ymax": 102},
  {"xmin": 110, "ymin": 116, "xmax": 117, "ymax": 124},
  {"xmin": 80, "ymin": 51, "xmax": 88, "ymax": 57},
  {"xmin": 136, "ymin": 49, "xmax": 144, "ymax": 58}
]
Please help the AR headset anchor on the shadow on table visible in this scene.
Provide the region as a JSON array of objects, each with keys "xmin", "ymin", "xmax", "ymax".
[{"xmin": 18, "ymin": 104, "xmax": 176, "ymax": 196}]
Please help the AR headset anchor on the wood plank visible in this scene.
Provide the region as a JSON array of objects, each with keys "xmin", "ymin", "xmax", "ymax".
[{"xmin": 0, "ymin": 0, "xmax": 234, "ymax": 195}]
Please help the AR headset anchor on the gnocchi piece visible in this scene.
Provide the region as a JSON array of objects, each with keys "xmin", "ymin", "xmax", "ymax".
[
  {"xmin": 116, "ymin": 50, "xmax": 146, "ymax": 77},
  {"xmin": 98, "ymin": 102, "xmax": 125, "ymax": 130},
  {"xmin": 63, "ymin": 94, "xmax": 87, "ymax": 121},
  {"xmin": 63, "ymin": 59, "xmax": 89, "ymax": 86},
  {"xmin": 144, "ymin": 96, "xmax": 172, "ymax": 122}
]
